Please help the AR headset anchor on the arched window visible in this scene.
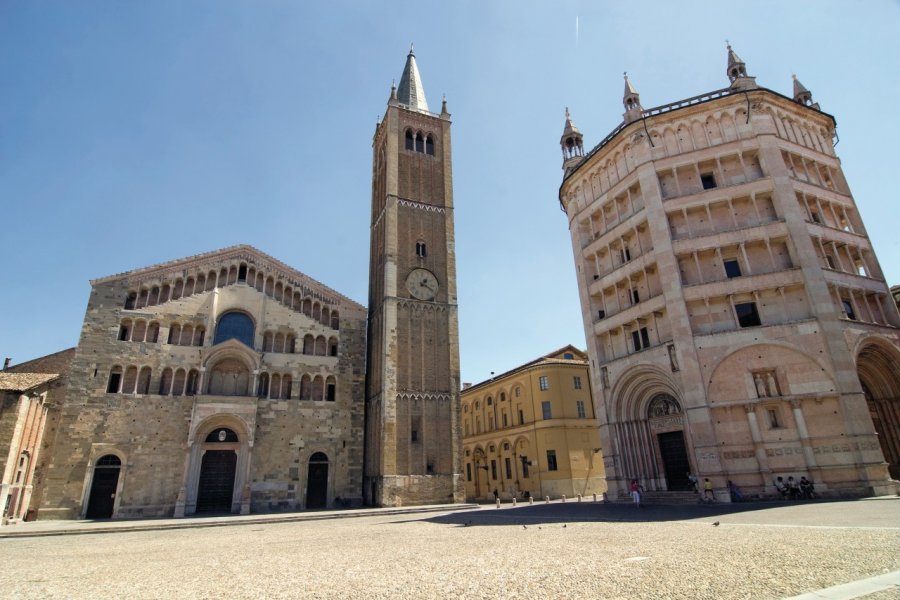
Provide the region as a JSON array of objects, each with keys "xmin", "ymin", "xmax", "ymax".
[
  {"xmin": 118, "ymin": 320, "xmax": 132, "ymax": 341},
  {"xmin": 425, "ymin": 135, "xmax": 434, "ymax": 156},
  {"xmin": 159, "ymin": 368, "xmax": 173, "ymax": 395},
  {"xmin": 416, "ymin": 240, "xmax": 427, "ymax": 257},
  {"xmin": 147, "ymin": 322, "xmax": 160, "ymax": 343},
  {"xmin": 330, "ymin": 311, "xmax": 340, "ymax": 330},
  {"xmin": 213, "ymin": 312, "xmax": 255, "ymax": 347},
  {"xmin": 405, "ymin": 129, "xmax": 414, "ymax": 151},
  {"xmin": 124, "ymin": 292, "xmax": 137, "ymax": 310},
  {"xmin": 415, "ymin": 131, "xmax": 425, "ymax": 153},
  {"xmin": 258, "ymin": 372, "xmax": 270, "ymax": 398},
  {"xmin": 107, "ymin": 366, "xmax": 123, "ymax": 394},
  {"xmin": 328, "ymin": 337, "xmax": 338, "ymax": 357},
  {"xmin": 326, "ymin": 376, "xmax": 336, "ymax": 401}
]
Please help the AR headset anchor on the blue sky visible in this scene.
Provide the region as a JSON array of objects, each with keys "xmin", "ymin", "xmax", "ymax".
[{"xmin": 2, "ymin": 1, "xmax": 898, "ymax": 384}]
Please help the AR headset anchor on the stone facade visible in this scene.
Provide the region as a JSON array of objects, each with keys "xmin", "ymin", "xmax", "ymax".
[
  {"xmin": 32, "ymin": 245, "xmax": 367, "ymax": 519},
  {"xmin": 364, "ymin": 49, "xmax": 464, "ymax": 506},
  {"xmin": 559, "ymin": 47, "xmax": 899, "ymax": 501},
  {"xmin": 462, "ymin": 346, "xmax": 606, "ymax": 501}
]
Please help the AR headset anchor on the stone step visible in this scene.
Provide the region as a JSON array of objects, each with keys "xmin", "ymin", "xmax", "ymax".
[{"xmin": 634, "ymin": 491, "xmax": 703, "ymax": 505}]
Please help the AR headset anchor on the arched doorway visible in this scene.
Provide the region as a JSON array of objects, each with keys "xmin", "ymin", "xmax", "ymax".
[
  {"xmin": 648, "ymin": 394, "xmax": 691, "ymax": 491},
  {"xmin": 196, "ymin": 428, "xmax": 239, "ymax": 513},
  {"xmin": 85, "ymin": 455, "xmax": 121, "ymax": 519},
  {"xmin": 857, "ymin": 343, "xmax": 900, "ymax": 479},
  {"xmin": 306, "ymin": 452, "xmax": 329, "ymax": 509}
]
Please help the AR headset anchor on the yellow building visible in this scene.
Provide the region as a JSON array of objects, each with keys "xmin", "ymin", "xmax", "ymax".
[{"xmin": 461, "ymin": 346, "xmax": 606, "ymax": 501}]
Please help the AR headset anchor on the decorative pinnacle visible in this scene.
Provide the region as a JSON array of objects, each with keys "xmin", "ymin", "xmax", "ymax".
[{"xmin": 409, "ymin": 43, "xmax": 414, "ymax": 54}]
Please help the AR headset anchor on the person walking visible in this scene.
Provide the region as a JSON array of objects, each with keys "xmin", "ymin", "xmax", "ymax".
[
  {"xmin": 630, "ymin": 479, "xmax": 643, "ymax": 508},
  {"xmin": 703, "ymin": 478, "xmax": 715, "ymax": 503}
]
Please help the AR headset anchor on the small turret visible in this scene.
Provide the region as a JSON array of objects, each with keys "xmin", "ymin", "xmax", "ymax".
[
  {"xmin": 440, "ymin": 94, "xmax": 450, "ymax": 118},
  {"xmin": 622, "ymin": 72, "xmax": 643, "ymax": 124},
  {"xmin": 726, "ymin": 43, "xmax": 757, "ymax": 90},
  {"xmin": 792, "ymin": 74, "xmax": 819, "ymax": 109},
  {"xmin": 560, "ymin": 107, "xmax": 584, "ymax": 176}
]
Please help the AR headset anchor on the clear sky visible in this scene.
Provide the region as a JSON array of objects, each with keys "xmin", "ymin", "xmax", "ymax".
[{"xmin": 2, "ymin": 1, "xmax": 898, "ymax": 385}]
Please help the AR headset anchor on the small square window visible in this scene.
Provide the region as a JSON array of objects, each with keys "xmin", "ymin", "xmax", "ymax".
[
  {"xmin": 736, "ymin": 302, "xmax": 761, "ymax": 327},
  {"xmin": 539, "ymin": 376, "xmax": 549, "ymax": 391},
  {"xmin": 724, "ymin": 259, "xmax": 742, "ymax": 278},
  {"xmin": 700, "ymin": 173, "xmax": 717, "ymax": 190}
]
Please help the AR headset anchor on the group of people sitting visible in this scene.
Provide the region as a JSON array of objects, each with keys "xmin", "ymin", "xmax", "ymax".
[
  {"xmin": 774, "ymin": 475, "xmax": 817, "ymax": 499},
  {"xmin": 684, "ymin": 473, "xmax": 817, "ymax": 501}
]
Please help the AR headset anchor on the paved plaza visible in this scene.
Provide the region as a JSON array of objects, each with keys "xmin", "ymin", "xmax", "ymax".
[{"xmin": 0, "ymin": 498, "xmax": 898, "ymax": 599}]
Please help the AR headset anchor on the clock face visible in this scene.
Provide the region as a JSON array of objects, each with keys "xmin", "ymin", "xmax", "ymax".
[{"xmin": 406, "ymin": 268, "xmax": 438, "ymax": 301}]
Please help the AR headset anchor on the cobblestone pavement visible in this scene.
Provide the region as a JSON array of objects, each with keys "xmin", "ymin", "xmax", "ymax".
[{"xmin": 1, "ymin": 498, "xmax": 897, "ymax": 599}]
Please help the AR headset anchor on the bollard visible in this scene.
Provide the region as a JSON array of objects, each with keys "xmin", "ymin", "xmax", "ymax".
[
  {"xmin": 496, "ymin": 498, "xmax": 501, "ymax": 508},
  {"xmin": 512, "ymin": 497, "xmax": 517, "ymax": 507},
  {"xmin": 529, "ymin": 496, "xmax": 534, "ymax": 505},
  {"xmin": 561, "ymin": 495, "xmax": 566, "ymax": 503},
  {"xmin": 593, "ymin": 493, "xmax": 597, "ymax": 503},
  {"xmin": 577, "ymin": 494, "xmax": 582, "ymax": 503},
  {"xmin": 545, "ymin": 496, "xmax": 550, "ymax": 504}
]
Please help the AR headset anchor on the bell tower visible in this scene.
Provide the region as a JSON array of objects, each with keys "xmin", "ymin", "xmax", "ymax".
[{"xmin": 364, "ymin": 47, "xmax": 464, "ymax": 506}]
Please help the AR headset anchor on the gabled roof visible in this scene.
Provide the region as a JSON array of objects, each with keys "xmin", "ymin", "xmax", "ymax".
[
  {"xmin": 0, "ymin": 373, "xmax": 59, "ymax": 393},
  {"xmin": 397, "ymin": 47, "xmax": 429, "ymax": 112},
  {"xmin": 90, "ymin": 244, "xmax": 365, "ymax": 312},
  {"xmin": 4, "ymin": 348, "xmax": 75, "ymax": 377}
]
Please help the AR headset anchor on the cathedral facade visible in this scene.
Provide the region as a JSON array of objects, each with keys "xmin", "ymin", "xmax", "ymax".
[
  {"xmin": 1, "ymin": 49, "xmax": 462, "ymax": 522},
  {"xmin": 36, "ymin": 245, "xmax": 367, "ymax": 519},
  {"xmin": 558, "ymin": 47, "xmax": 899, "ymax": 501}
]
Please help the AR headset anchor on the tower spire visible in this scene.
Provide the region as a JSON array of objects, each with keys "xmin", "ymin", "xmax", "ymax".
[
  {"xmin": 622, "ymin": 72, "xmax": 643, "ymax": 124},
  {"xmin": 396, "ymin": 44, "xmax": 429, "ymax": 112},
  {"xmin": 560, "ymin": 107, "xmax": 584, "ymax": 175},
  {"xmin": 725, "ymin": 42, "xmax": 757, "ymax": 90},
  {"xmin": 792, "ymin": 73, "xmax": 818, "ymax": 109}
]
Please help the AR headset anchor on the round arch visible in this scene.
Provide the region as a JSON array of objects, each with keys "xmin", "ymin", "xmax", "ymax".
[
  {"xmin": 609, "ymin": 364, "xmax": 682, "ymax": 423},
  {"xmin": 855, "ymin": 337, "xmax": 900, "ymax": 479},
  {"xmin": 81, "ymin": 448, "xmax": 128, "ymax": 520}
]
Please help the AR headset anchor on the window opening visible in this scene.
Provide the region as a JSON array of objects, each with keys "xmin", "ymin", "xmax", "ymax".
[
  {"xmin": 576, "ymin": 400, "xmax": 586, "ymax": 418},
  {"xmin": 415, "ymin": 240, "xmax": 427, "ymax": 257},
  {"xmin": 736, "ymin": 302, "xmax": 762, "ymax": 327},
  {"xmin": 700, "ymin": 173, "xmax": 717, "ymax": 189},
  {"xmin": 842, "ymin": 300, "xmax": 856, "ymax": 321},
  {"xmin": 425, "ymin": 135, "xmax": 434, "ymax": 155},
  {"xmin": 574, "ymin": 376, "xmax": 582, "ymax": 390},
  {"xmin": 631, "ymin": 327, "xmax": 651, "ymax": 351},
  {"xmin": 542, "ymin": 401, "xmax": 552, "ymax": 420},
  {"xmin": 724, "ymin": 259, "xmax": 742, "ymax": 278},
  {"xmin": 405, "ymin": 130, "xmax": 414, "ymax": 151},
  {"xmin": 539, "ymin": 376, "xmax": 549, "ymax": 391},
  {"xmin": 546, "ymin": 450, "xmax": 558, "ymax": 471}
]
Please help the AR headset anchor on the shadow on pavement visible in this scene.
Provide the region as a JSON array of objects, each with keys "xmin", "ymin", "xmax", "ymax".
[{"xmin": 396, "ymin": 498, "xmax": 879, "ymax": 528}]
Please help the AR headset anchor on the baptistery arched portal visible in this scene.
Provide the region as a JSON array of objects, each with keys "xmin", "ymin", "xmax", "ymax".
[
  {"xmin": 207, "ymin": 358, "xmax": 250, "ymax": 396},
  {"xmin": 610, "ymin": 367, "xmax": 690, "ymax": 493},
  {"xmin": 856, "ymin": 341, "xmax": 900, "ymax": 479},
  {"xmin": 196, "ymin": 428, "xmax": 239, "ymax": 513},
  {"xmin": 647, "ymin": 394, "xmax": 691, "ymax": 491},
  {"xmin": 306, "ymin": 452, "xmax": 329, "ymax": 509}
]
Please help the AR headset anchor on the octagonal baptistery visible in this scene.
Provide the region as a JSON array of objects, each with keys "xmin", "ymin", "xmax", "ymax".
[
  {"xmin": 36, "ymin": 245, "xmax": 367, "ymax": 519},
  {"xmin": 558, "ymin": 47, "xmax": 899, "ymax": 502}
]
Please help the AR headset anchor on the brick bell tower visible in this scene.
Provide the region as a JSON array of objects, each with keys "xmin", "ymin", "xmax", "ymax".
[{"xmin": 363, "ymin": 46, "xmax": 464, "ymax": 506}]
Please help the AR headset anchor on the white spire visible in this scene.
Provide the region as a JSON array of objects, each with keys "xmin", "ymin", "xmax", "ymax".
[{"xmin": 396, "ymin": 45, "xmax": 429, "ymax": 112}]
